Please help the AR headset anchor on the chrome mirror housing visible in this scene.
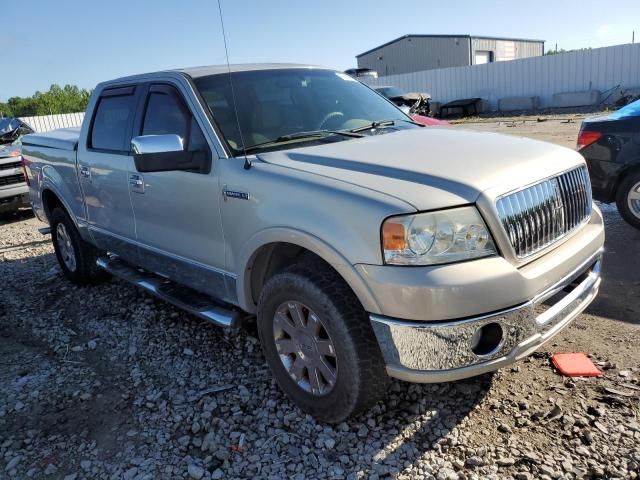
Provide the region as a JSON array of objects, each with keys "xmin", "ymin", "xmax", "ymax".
[{"xmin": 131, "ymin": 134, "xmax": 184, "ymax": 155}]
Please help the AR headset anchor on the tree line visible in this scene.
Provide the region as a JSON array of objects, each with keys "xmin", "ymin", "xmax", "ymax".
[{"xmin": 0, "ymin": 84, "xmax": 91, "ymax": 118}]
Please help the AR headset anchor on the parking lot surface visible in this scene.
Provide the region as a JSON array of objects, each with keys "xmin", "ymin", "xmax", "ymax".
[{"xmin": 1, "ymin": 117, "xmax": 639, "ymax": 479}]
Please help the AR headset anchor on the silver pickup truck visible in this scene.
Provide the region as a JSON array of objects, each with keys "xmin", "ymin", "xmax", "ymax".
[{"xmin": 23, "ymin": 64, "xmax": 604, "ymax": 422}]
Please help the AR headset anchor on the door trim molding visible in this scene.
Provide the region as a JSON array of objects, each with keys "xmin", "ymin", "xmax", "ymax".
[{"xmin": 88, "ymin": 225, "xmax": 235, "ymax": 278}]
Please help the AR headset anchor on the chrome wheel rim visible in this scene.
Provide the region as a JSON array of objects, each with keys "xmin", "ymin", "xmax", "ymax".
[
  {"xmin": 56, "ymin": 223, "xmax": 77, "ymax": 272},
  {"xmin": 627, "ymin": 181, "xmax": 640, "ymax": 219},
  {"xmin": 273, "ymin": 301, "xmax": 338, "ymax": 396}
]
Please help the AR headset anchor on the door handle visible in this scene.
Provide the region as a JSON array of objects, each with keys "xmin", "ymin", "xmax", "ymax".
[
  {"xmin": 79, "ymin": 165, "xmax": 91, "ymax": 179},
  {"xmin": 128, "ymin": 173, "xmax": 145, "ymax": 193}
]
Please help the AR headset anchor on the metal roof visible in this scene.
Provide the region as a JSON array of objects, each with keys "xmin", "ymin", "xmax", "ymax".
[
  {"xmin": 356, "ymin": 34, "xmax": 546, "ymax": 58},
  {"xmin": 104, "ymin": 63, "xmax": 334, "ymax": 85},
  {"xmin": 179, "ymin": 63, "xmax": 331, "ymax": 78}
]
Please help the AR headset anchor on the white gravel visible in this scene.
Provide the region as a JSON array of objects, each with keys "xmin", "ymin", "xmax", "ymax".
[{"xmin": 1, "ymin": 209, "xmax": 639, "ymax": 480}]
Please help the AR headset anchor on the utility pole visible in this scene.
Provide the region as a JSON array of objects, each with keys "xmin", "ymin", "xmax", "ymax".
[{"xmin": 633, "ymin": 31, "xmax": 635, "ymax": 44}]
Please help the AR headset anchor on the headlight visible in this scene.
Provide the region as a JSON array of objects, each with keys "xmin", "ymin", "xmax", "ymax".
[{"xmin": 382, "ymin": 206, "xmax": 497, "ymax": 265}]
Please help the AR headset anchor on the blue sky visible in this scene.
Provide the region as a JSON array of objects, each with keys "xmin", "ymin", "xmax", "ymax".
[{"xmin": 1, "ymin": 0, "xmax": 639, "ymax": 100}]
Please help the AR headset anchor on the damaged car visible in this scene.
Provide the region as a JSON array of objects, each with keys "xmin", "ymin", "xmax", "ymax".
[
  {"xmin": 373, "ymin": 86, "xmax": 448, "ymax": 126},
  {"xmin": 373, "ymin": 86, "xmax": 431, "ymax": 116},
  {"xmin": 0, "ymin": 118, "xmax": 33, "ymax": 214}
]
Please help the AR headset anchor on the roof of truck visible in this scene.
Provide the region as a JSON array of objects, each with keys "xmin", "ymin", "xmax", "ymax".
[
  {"xmin": 104, "ymin": 64, "xmax": 334, "ymax": 86},
  {"xmin": 178, "ymin": 63, "xmax": 331, "ymax": 78}
]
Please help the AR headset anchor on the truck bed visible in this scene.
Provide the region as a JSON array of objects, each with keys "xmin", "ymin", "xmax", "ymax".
[
  {"xmin": 22, "ymin": 127, "xmax": 83, "ymax": 224},
  {"xmin": 23, "ymin": 127, "xmax": 80, "ymax": 151}
]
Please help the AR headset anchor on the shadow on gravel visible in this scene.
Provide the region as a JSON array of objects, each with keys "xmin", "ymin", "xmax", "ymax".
[
  {"xmin": 587, "ymin": 203, "xmax": 640, "ymax": 325},
  {"xmin": 0, "ymin": 238, "xmax": 51, "ymax": 254},
  {"xmin": 343, "ymin": 375, "xmax": 493, "ymax": 475},
  {"xmin": 0, "ymin": 208, "xmax": 34, "ymax": 226}
]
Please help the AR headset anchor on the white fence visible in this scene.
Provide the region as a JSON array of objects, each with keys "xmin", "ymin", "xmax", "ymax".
[
  {"xmin": 19, "ymin": 112, "xmax": 85, "ymax": 133},
  {"xmin": 364, "ymin": 43, "xmax": 640, "ymax": 111}
]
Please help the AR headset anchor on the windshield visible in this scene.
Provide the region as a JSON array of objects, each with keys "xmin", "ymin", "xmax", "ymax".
[
  {"xmin": 376, "ymin": 86, "xmax": 406, "ymax": 98},
  {"xmin": 0, "ymin": 118, "xmax": 22, "ymax": 135},
  {"xmin": 609, "ymin": 99, "xmax": 640, "ymax": 120},
  {"xmin": 193, "ymin": 68, "xmax": 411, "ymax": 154}
]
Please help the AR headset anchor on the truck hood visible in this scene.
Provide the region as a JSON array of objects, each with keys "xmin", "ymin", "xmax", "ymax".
[{"xmin": 256, "ymin": 127, "xmax": 585, "ymax": 210}]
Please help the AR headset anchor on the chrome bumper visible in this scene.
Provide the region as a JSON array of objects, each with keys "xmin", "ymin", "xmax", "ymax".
[{"xmin": 369, "ymin": 249, "xmax": 602, "ymax": 383}]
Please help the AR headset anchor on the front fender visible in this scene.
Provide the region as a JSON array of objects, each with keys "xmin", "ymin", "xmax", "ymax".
[{"xmin": 236, "ymin": 227, "xmax": 381, "ymax": 315}]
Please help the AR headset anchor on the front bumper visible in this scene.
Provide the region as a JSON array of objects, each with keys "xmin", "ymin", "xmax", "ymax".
[
  {"xmin": 370, "ymin": 249, "xmax": 602, "ymax": 383},
  {"xmin": 0, "ymin": 186, "xmax": 29, "ymax": 213}
]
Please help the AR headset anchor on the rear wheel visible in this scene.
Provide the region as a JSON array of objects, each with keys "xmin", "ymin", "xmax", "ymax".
[
  {"xmin": 616, "ymin": 171, "xmax": 640, "ymax": 229},
  {"xmin": 50, "ymin": 207, "xmax": 108, "ymax": 285},
  {"xmin": 257, "ymin": 260, "xmax": 389, "ymax": 423}
]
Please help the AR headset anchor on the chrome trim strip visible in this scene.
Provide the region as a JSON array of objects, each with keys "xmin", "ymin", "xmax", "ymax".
[
  {"xmin": 369, "ymin": 249, "xmax": 602, "ymax": 382},
  {"xmin": 88, "ymin": 225, "xmax": 236, "ymax": 279}
]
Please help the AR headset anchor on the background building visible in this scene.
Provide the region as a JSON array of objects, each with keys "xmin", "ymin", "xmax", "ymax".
[{"xmin": 357, "ymin": 34, "xmax": 545, "ymax": 76}]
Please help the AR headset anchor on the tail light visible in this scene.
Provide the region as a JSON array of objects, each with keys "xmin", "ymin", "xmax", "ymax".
[{"xmin": 577, "ymin": 129, "xmax": 602, "ymax": 150}]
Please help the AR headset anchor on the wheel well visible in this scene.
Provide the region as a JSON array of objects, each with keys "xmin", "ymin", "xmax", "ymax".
[
  {"xmin": 613, "ymin": 165, "xmax": 640, "ymax": 200},
  {"xmin": 41, "ymin": 189, "xmax": 64, "ymax": 221},
  {"xmin": 248, "ymin": 242, "xmax": 332, "ymax": 306}
]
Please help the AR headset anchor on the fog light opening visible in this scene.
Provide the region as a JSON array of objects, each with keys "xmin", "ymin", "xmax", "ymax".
[{"xmin": 470, "ymin": 323, "xmax": 504, "ymax": 357}]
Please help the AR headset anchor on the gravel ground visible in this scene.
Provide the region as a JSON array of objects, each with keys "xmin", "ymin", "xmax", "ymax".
[{"xmin": 1, "ymin": 118, "xmax": 639, "ymax": 480}]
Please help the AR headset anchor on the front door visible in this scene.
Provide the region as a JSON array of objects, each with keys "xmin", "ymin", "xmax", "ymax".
[
  {"xmin": 128, "ymin": 83, "xmax": 230, "ymax": 302},
  {"xmin": 78, "ymin": 85, "xmax": 139, "ymax": 264}
]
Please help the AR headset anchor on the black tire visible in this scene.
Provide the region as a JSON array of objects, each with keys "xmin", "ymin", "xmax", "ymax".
[
  {"xmin": 50, "ymin": 207, "xmax": 108, "ymax": 285},
  {"xmin": 616, "ymin": 170, "xmax": 640, "ymax": 229},
  {"xmin": 257, "ymin": 259, "xmax": 389, "ymax": 423}
]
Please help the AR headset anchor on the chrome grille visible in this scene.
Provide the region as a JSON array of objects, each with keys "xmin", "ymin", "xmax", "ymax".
[{"xmin": 496, "ymin": 166, "xmax": 592, "ymax": 258}]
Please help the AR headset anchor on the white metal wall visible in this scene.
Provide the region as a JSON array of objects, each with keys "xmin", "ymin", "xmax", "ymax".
[
  {"xmin": 365, "ymin": 43, "xmax": 640, "ymax": 110},
  {"xmin": 19, "ymin": 112, "xmax": 85, "ymax": 133}
]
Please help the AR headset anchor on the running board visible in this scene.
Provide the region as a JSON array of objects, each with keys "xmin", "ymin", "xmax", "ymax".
[{"xmin": 96, "ymin": 256, "xmax": 244, "ymax": 328}]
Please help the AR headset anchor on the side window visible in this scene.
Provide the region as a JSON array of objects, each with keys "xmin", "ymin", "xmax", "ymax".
[
  {"xmin": 90, "ymin": 91, "xmax": 136, "ymax": 151},
  {"xmin": 141, "ymin": 85, "xmax": 212, "ymax": 173},
  {"xmin": 142, "ymin": 92, "xmax": 189, "ymax": 138}
]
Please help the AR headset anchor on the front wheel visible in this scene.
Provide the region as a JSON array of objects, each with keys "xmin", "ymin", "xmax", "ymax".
[
  {"xmin": 257, "ymin": 260, "xmax": 389, "ymax": 423},
  {"xmin": 616, "ymin": 171, "xmax": 640, "ymax": 229}
]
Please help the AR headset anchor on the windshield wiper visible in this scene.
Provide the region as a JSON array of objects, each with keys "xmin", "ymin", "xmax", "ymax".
[
  {"xmin": 349, "ymin": 118, "xmax": 424, "ymax": 133},
  {"xmin": 349, "ymin": 119, "xmax": 396, "ymax": 133},
  {"xmin": 278, "ymin": 129, "xmax": 363, "ymax": 141},
  {"xmin": 244, "ymin": 129, "xmax": 363, "ymax": 153}
]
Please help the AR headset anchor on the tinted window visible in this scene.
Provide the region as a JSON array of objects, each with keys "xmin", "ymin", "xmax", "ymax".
[
  {"xmin": 91, "ymin": 94, "xmax": 135, "ymax": 151},
  {"xmin": 142, "ymin": 92, "xmax": 189, "ymax": 138},
  {"xmin": 141, "ymin": 86, "xmax": 211, "ymax": 173},
  {"xmin": 142, "ymin": 88, "xmax": 209, "ymax": 153},
  {"xmin": 376, "ymin": 87, "xmax": 405, "ymax": 98}
]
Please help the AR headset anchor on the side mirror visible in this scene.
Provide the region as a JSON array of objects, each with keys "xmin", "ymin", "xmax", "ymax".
[
  {"xmin": 131, "ymin": 134, "xmax": 203, "ymax": 173},
  {"xmin": 131, "ymin": 134, "xmax": 184, "ymax": 155}
]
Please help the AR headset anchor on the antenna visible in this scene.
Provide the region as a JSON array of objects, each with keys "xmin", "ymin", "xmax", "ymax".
[{"xmin": 217, "ymin": 0, "xmax": 251, "ymax": 169}]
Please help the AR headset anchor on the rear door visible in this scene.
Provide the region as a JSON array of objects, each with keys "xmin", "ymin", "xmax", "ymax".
[
  {"xmin": 77, "ymin": 86, "xmax": 139, "ymax": 264},
  {"xmin": 127, "ymin": 83, "xmax": 230, "ymax": 302}
]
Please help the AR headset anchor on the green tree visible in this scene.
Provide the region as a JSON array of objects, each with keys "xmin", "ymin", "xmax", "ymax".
[
  {"xmin": 0, "ymin": 84, "xmax": 92, "ymax": 118},
  {"xmin": 545, "ymin": 47, "xmax": 592, "ymax": 56}
]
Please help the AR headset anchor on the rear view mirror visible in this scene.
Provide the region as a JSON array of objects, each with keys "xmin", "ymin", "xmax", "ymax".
[{"xmin": 131, "ymin": 134, "xmax": 205, "ymax": 173}]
